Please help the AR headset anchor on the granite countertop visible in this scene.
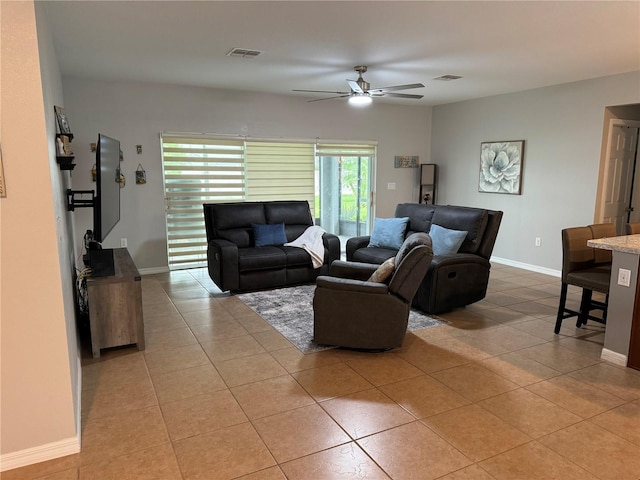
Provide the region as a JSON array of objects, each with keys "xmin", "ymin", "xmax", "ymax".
[{"xmin": 588, "ymin": 234, "xmax": 640, "ymax": 254}]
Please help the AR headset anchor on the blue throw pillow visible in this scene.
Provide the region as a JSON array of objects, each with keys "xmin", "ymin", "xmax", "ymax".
[
  {"xmin": 253, "ymin": 223, "xmax": 287, "ymax": 247},
  {"xmin": 429, "ymin": 224, "xmax": 468, "ymax": 255},
  {"xmin": 368, "ymin": 217, "xmax": 409, "ymax": 250}
]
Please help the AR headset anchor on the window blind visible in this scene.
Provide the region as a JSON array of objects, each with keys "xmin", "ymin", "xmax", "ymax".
[
  {"xmin": 245, "ymin": 141, "xmax": 315, "ymax": 214},
  {"xmin": 161, "ymin": 135, "xmax": 245, "ymax": 269}
]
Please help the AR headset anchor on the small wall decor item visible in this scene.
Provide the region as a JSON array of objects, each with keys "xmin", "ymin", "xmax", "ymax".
[
  {"xmin": 135, "ymin": 164, "xmax": 147, "ymax": 184},
  {"xmin": 54, "ymin": 106, "xmax": 71, "ymax": 134},
  {"xmin": 479, "ymin": 140, "xmax": 524, "ymax": 195},
  {"xmin": 91, "ymin": 164, "xmax": 97, "ymax": 182},
  {"xmin": 394, "ymin": 155, "xmax": 419, "ymax": 168}
]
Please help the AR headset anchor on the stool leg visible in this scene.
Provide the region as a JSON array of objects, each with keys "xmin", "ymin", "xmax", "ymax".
[
  {"xmin": 555, "ymin": 283, "xmax": 568, "ymax": 334},
  {"xmin": 577, "ymin": 289, "xmax": 592, "ymax": 328}
]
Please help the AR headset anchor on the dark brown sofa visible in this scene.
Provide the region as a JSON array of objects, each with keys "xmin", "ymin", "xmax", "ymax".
[
  {"xmin": 203, "ymin": 201, "xmax": 340, "ymax": 292},
  {"xmin": 346, "ymin": 203, "xmax": 503, "ymax": 314}
]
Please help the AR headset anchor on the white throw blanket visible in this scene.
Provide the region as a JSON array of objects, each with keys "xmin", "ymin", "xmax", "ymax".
[{"xmin": 284, "ymin": 225, "xmax": 326, "ymax": 268}]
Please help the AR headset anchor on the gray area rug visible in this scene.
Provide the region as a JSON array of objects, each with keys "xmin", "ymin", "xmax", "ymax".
[{"xmin": 236, "ymin": 284, "xmax": 445, "ymax": 354}]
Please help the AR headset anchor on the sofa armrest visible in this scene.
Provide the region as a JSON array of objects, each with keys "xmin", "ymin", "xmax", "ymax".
[
  {"xmin": 322, "ymin": 233, "xmax": 341, "ymax": 265},
  {"xmin": 207, "ymin": 238, "xmax": 239, "ymax": 291},
  {"xmin": 329, "ymin": 260, "xmax": 378, "ymax": 281},
  {"xmin": 346, "ymin": 236, "xmax": 371, "ymax": 261},
  {"xmin": 316, "ymin": 275, "xmax": 389, "ymax": 294}
]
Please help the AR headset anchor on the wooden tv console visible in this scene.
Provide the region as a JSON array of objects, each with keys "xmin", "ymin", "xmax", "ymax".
[{"xmin": 87, "ymin": 248, "xmax": 145, "ymax": 358}]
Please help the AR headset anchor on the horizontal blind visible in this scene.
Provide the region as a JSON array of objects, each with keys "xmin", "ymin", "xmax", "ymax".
[
  {"xmin": 162, "ymin": 135, "xmax": 245, "ymax": 269},
  {"xmin": 245, "ymin": 141, "xmax": 315, "ymax": 216},
  {"xmin": 315, "ymin": 143, "xmax": 376, "ymax": 157}
]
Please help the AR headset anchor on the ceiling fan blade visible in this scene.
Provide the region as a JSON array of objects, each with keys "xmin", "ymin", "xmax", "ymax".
[
  {"xmin": 293, "ymin": 89, "xmax": 351, "ymax": 95},
  {"xmin": 372, "ymin": 92, "xmax": 424, "ymax": 99},
  {"xmin": 347, "ymin": 80, "xmax": 364, "ymax": 94},
  {"xmin": 369, "ymin": 83, "xmax": 425, "ymax": 94},
  {"xmin": 307, "ymin": 95, "xmax": 351, "ymax": 103}
]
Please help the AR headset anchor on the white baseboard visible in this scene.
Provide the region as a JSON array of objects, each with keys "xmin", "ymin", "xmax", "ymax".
[
  {"xmin": 601, "ymin": 348, "xmax": 628, "ymax": 367},
  {"xmin": 139, "ymin": 266, "xmax": 170, "ymax": 275},
  {"xmin": 491, "ymin": 256, "xmax": 561, "ymax": 278},
  {"xmin": 0, "ymin": 436, "xmax": 80, "ymax": 472}
]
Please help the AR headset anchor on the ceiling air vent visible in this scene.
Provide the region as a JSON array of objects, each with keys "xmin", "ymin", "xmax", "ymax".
[
  {"xmin": 226, "ymin": 47, "xmax": 263, "ymax": 58},
  {"xmin": 433, "ymin": 74, "xmax": 462, "ymax": 81}
]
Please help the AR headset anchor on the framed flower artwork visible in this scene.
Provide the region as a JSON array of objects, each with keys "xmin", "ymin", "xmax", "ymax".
[{"xmin": 479, "ymin": 140, "xmax": 524, "ymax": 195}]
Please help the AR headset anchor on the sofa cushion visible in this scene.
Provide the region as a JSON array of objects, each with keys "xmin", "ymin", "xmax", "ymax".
[
  {"xmin": 253, "ymin": 223, "xmax": 287, "ymax": 247},
  {"xmin": 431, "ymin": 206, "xmax": 488, "ymax": 254},
  {"xmin": 352, "ymin": 247, "xmax": 397, "ymax": 265},
  {"xmin": 395, "ymin": 203, "xmax": 436, "ymax": 236},
  {"xmin": 210, "ymin": 202, "xmax": 266, "ymax": 230},
  {"xmin": 368, "ymin": 257, "xmax": 396, "ymax": 283},
  {"xmin": 238, "ymin": 247, "xmax": 286, "ymax": 271},
  {"xmin": 369, "ymin": 217, "xmax": 409, "ymax": 250},
  {"xmin": 265, "ymin": 201, "xmax": 313, "ymax": 225},
  {"xmin": 429, "ymin": 224, "xmax": 468, "ymax": 255},
  {"xmin": 278, "ymin": 245, "xmax": 312, "ymax": 267}
]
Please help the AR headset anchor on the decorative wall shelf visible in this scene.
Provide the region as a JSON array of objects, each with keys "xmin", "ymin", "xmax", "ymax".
[{"xmin": 56, "ymin": 156, "xmax": 76, "ymax": 170}]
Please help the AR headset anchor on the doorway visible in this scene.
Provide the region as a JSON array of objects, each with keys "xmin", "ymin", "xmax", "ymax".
[{"xmin": 598, "ymin": 119, "xmax": 640, "ymax": 234}]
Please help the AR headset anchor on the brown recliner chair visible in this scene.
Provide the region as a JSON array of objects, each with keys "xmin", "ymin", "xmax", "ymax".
[
  {"xmin": 554, "ymin": 223, "xmax": 614, "ymax": 334},
  {"xmin": 313, "ymin": 233, "xmax": 434, "ymax": 350}
]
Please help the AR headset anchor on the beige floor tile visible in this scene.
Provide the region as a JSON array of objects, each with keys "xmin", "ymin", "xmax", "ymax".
[
  {"xmin": 379, "ymin": 375, "xmax": 470, "ymax": 419},
  {"xmin": 161, "ymin": 280, "xmax": 207, "ymax": 294},
  {"xmin": 173, "ymin": 296, "xmax": 220, "ymax": 314},
  {"xmin": 430, "ymin": 363, "xmax": 519, "ymax": 402},
  {"xmin": 141, "ymin": 290, "xmax": 172, "ymax": 307},
  {"xmin": 395, "ymin": 341, "xmax": 471, "ymax": 374},
  {"xmin": 474, "ymin": 306, "xmax": 538, "ymax": 326},
  {"xmin": 270, "ymin": 346, "xmax": 346, "ymax": 373},
  {"xmin": 82, "ymin": 352, "xmax": 148, "ymax": 391},
  {"xmin": 478, "ymin": 389, "xmax": 582, "ymax": 438},
  {"xmin": 568, "ymin": 362, "xmax": 640, "ymax": 401},
  {"xmin": 180, "ymin": 305, "xmax": 237, "ymax": 327},
  {"xmin": 230, "ymin": 375, "xmax": 315, "ymax": 419},
  {"xmin": 142, "ymin": 301, "xmax": 180, "ymax": 318},
  {"xmin": 166, "ymin": 287, "xmax": 213, "ymax": 302},
  {"xmin": 143, "ymin": 311, "xmax": 188, "ymax": 333},
  {"xmin": 526, "ymin": 375, "xmax": 627, "ymax": 418},
  {"xmin": 200, "ymin": 335, "xmax": 266, "ymax": 363},
  {"xmin": 144, "ymin": 344, "xmax": 210, "ymax": 376},
  {"xmin": 173, "ymin": 423, "xmax": 275, "ymax": 479},
  {"xmin": 508, "ymin": 317, "xmax": 581, "ymax": 341},
  {"xmin": 437, "ymin": 464, "xmax": 496, "ymax": 479},
  {"xmin": 358, "ymin": 421, "xmax": 472, "ymax": 480},
  {"xmin": 151, "ymin": 363, "xmax": 227, "ymax": 404},
  {"xmin": 517, "ymin": 342, "xmax": 599, "ymax": 373},
  {"xmin": 144, "ymin": 326, "xmax": 198, "ymax": 352},
  {"xmin": 80, "ymin": 405, "xmax": 168, "ymax": 466},
  {"xmin": 79, "ymin": 443, "xmax": 182, "ymax": 480},
  {"xmin": 321, "ymin": 388, "xmax": 415, "ymax": 439},
  {"xmin": 507, "ymin": 300, "xmax": 560, "ymax": 318},
  {"xmin": 554, "ymin": 334, "xmax": 605, "ymax": 359},
  {"xmin": 426, "ymin": 335, "xmax": 507, "ymax": 361},
  {"xmin": 215, "ymin": 353, "xmax": 288, "ymax": 387},
  {"xmin": 479, "ymin": 351, "xmax": 562, "ymax": 386},
  {"xmin": 280, "ymin": 442, "xmax": 391, "ymax": 479},
  {"xmin": 345, "ymin": 354, "xmax": 424, "ymax": 386},
  {"xmin": 422, "ymin": 404, "xmax": 530, "ymax": 461},
  {"xmin": 160, "ymin": 390, "xmax": 248, "ymax": 440},
  {"xmin": 479, "ymin": 440, "xmax": 598, "ymax": 480},
  {"xmin": 1, "ymin": 455, "xmax": 79, "ymax": 480},
  {"xmin": 251, "ymin": 329, "xmax": 294, "ymax": 351},
  {"xmin": 292, "ymin": 362, "xmax": 374, "ymax": 401},
  {"xmin": 235, "ymin": 466, "xmax": 287, "ymax": 480},
  {"xmin": 233, "ymin": 312, "xmax": 274, "ymax": 333},
  {"xmin": 590, "ymin": 399, "xmax": 640, "ymax": 446},
  {"xmin": 463, "ymin": 325, "xmax": 547, "ymax": 352},
  {"xmin": 82, "ymin": 376, "xmax": 157, "ymax": 422},
  {"xmin": 540, "ymin": 421, "xmax": 640, "ymax": 480},
  {"xmin": 252, "ymin": 404, "xmax": 350, "ymax": 463},
  {"xmin": 189, "ymin": 319, "xmax": 249, "ymax": 342}
]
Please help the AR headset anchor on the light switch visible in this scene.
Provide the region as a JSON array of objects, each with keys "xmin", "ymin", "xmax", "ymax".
[
  {"xmin": 387, "ymin": 182, "xmax": 396, "ymax": 190},
  {"xmin": 618, "ymin": 268, "xmax": 631, "ymax": 287}
]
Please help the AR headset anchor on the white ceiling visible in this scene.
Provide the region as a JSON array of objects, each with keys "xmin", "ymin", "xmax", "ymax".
[{"xmin": 42, "ymin": 1, "xmax": 640, "ymax": 106}]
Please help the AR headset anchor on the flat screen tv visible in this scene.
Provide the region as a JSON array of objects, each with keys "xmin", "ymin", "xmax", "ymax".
[{"xmin": 93, "ymin": 134, "xmax": 121, "ymax": 243}]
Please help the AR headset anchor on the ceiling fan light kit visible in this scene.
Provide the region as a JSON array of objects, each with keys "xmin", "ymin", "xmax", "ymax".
[{"xmin": 293, "ymin": 65, "xmax": 425, "ymax": 106}]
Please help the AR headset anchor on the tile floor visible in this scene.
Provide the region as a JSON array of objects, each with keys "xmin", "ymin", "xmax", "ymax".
[{"xmin": 5, "ymin": 263, "xmax": 640, "ymax": 480}]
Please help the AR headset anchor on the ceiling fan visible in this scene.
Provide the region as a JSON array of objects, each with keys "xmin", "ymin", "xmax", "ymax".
[{"xmin": 293, "ymin": 65, "xmax": 425, "ymax": 105}]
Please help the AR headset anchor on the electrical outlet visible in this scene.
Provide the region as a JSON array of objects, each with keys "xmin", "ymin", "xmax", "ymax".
[
  {"xmin": 120, "ymin": 238, "xmax": 128, "ymax": 248},
  {"xmin": 387, "ymin": 182, "xmax": 396, "ymax": 190},
  {"xmin": 618, "ymin": 268, "xmax": 631, "ymax": 287},
  {"xmin": 535, "ymin": 237, "xmax": 541, "ymax": 247}
]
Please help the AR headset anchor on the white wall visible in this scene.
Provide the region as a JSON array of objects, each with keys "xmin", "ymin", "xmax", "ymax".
[
  {"xmin": 0, "ymin": 1, "xmax": 80, "ymax": 470},
  {"xmin": 62, "ymin": 78, "xmax": 432, "ymax": 270},
  {"xmin": 431, "ymin": 72, "xmax": 640, "ymax": 273}
]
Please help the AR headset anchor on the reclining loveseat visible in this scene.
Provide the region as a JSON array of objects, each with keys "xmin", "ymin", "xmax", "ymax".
[
  {"xmin": 346, "ymin": 203, "xmax": 503, "ymax": 314},
  {"xmin": 203, "ymin": 201, "xmax": 340, "ymax": 292}
]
